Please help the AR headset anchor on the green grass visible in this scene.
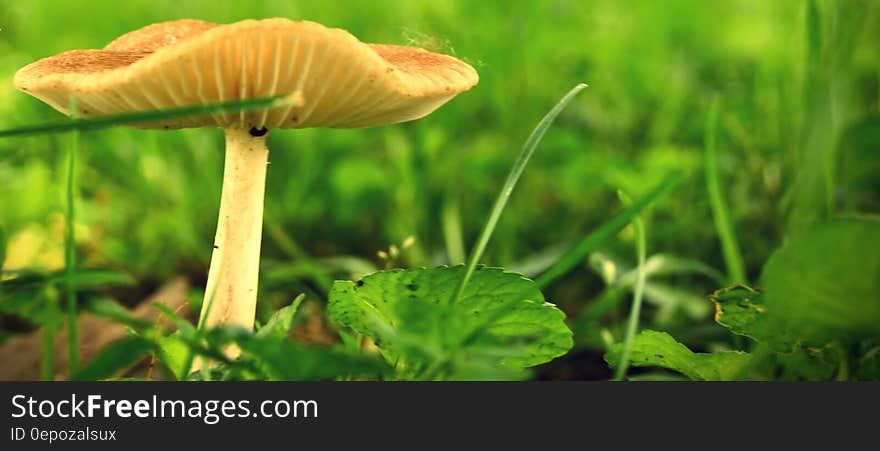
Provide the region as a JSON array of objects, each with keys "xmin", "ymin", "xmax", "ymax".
[
  {"xmin": 450, "ymin": 83, "xmax": 587, "ymax": 306},
  {"xmin": 1, "ymin": 0, "xmax": 878, "ymax": 381},
  {"xmin": 0, "ymin": 94, "xmax": 295, "ymax": 137},
  {"xmin": 613, "ymin": 190, "xmax": 647, "ymax": 381},
  {"xmin": 704, "ymin": 98, "xmax": 746, "ymax": 285}
]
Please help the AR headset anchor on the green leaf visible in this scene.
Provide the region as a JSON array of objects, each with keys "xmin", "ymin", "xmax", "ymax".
[
  {"xmin": 0, "ymin": 269, "xmax": 133, "ymax": 327},
  {"xmin": 83, "ymin": 297, "xmax": 151, "ymax": 329},
  {"xmin": 604, "ymin": 330, "xmax": 753, "ymax": 381},
  {"xmin": 0, "ymin": 276, "xmax": 63, "ymax": 326},
  {"xmin": 256, "ymin": 294, "xmax": 305, "ymax": 341},
  {"xmin": 760, "ymin": 218, "xmax": 880, "ymax": 346},
  {"xmin": 328, "ymin": 265, "xmax": 572, "ymax": 377},
  {"xmin": 239, "ymin": 340, "xmax": 387, "ymax": 381},
  {"xmin": 204, "ymin": 327, "xmax": 388, "ymax": 381},
  {"xmin": 73, "ymin": 336, "xmax": 154, "ymax": 381},
  {"xmin": 152, "ymin": 302, "xmax": 197, "ymax": 335},
  {"xmin": 776, "ymin": 345, "xmax": 837, "ymax": 381},
  {"xmin": 54, "ymin": 269, "xmax": 135, "ymax": 290},
  {"xmin": 154, "ymin": 332, "xmax": 191, "ymax": 380},
  {"xmin": 708, "ymin": 285, "xmax": 796, "ymax": 352}
]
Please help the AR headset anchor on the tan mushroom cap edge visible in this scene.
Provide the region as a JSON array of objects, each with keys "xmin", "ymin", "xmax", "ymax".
[{"xmin": 14, "ymin": 18, "xmax": 479, "ymax": 129}]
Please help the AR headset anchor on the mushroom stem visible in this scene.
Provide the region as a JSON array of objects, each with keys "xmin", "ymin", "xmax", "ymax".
[{"xmin": 199, "ymin": 127, "xmax": 269, "ymax": 342}]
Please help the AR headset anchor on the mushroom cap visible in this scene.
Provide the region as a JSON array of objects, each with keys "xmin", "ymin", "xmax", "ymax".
[{"xmin": 14, "ymin": 19, "xmax": 479, "ymax": 129}]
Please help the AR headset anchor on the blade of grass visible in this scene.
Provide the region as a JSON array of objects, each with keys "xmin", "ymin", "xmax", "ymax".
[
  {"xmin": 40, "ymin": 326, "xmax": 55, "ymax": 380},
  {"xmin": 705, "ymin": 98, "xmax": 746, "ymax": 284},
  {"xmin": 572, "ymin": 282, "xmax": 630, "ymax": 329},
  {"xmin": 0, "ymin": 93, "xmax": 298, "ymax": 138},
  {"xmin": 448, "ymin": 83, "xmax": 588, "ymax": 305},
  {"xmin": 613, "ymin": 190, "xmax": 647, "ymax": 381},
  {"xmin": 64, "ymin": 102, "xmax": 80, "ymax": 376},
  {"xmin": 535, "ymin": 173, "xmax": 680, "ymax": 288}
]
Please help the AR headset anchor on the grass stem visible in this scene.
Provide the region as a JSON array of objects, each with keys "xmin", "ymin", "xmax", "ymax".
[
  {"xmin": 536, "ymin": 173, "xmax": 680, "ymax": 288},
  {"xmin": 40, "ymin": 326, "xmax": 55, "ymax": 380},
  {"xmin": 0, "ymin": 94, "xmax": 295, "ymax": 138},
  {"xmin": 705, "ymin": 98, "xmax": 746, "ymax": 284},
  {"xmin": 447, "ymin": 83, "xmax": 588, "ymax": 305},
  {"xmin": 613, "ymin": 191, "xmax": 647, "ymax": 381}
]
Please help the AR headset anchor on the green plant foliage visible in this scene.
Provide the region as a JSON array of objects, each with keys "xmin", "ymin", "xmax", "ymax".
[
  {"xmin": 855, "ymin": 341, "xmax": 880, "ymax": 380},
  {"xmin": 60, "ymin": 269, "xmax": 135, "ymax": 290},
  {"xmin": 1, "ymin": 268, "xmax": 134, "ymax": 330},
  {"xmin": 255, "ymin": 294, "xmax": 305, "ymax": 341},
  {"xmin": 605, "ymin": 330, "xmax": 753, "ymax": 381},
  {"xmin": 536, "ymin": 174, "xmax": 681, "ymax": 288},
  {"xmin": 573, "ymin": 252, "xmax": 719, "ymax": 336},
  {"xmin": 176, "ymin": 327, "xmax": 389, "ymax": 381},
  {"xmin": 0, "ymin": 94, "xmax": 293, "ymax": 138},
  {"xmin": 155, "ymin": 332, "xmax": 190, "ymax": 380},
  {"xmin": 0, "ymin": 273, "xmax": 62, "ymax": 325},
  {"xmin": 328, "ymin": 265, "xmax": 572, "ymax": 378},
  {"xmin": 233, "ymin": 334, "xmax": 388, "ymax": 381},
  {"xmin": 760, "ymin": 218, "xmax": 880, "ymax": 346},
  {"xmin": 709, "ymin": 285, "xmax": 795, "ymax": 352},
  {"xmin": 82, "ymin": 297, "xmax": 151, "ymax": 329},
  {"xmin": 73, "ymin": 336, "xmax": 154, "ymax": 381},
  {"xmin": 1, "ymin": 0, "xmax": 879, "ymax": 381},
  {"xmin": 775, "ymin": 345, "xmax": 837, "ymax": 381}
]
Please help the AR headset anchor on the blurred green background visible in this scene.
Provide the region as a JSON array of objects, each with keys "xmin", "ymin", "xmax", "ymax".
[{"xmin": 1, "ymin": 0, "xmax": 878, "ymax": 379}]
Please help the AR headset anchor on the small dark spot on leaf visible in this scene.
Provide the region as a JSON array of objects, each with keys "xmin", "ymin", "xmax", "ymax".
[
  {"xmin": 406, "ymin": 282, "xmax": 418, "ymax": 291},
  {"xmin": 355, "ymin": 279, "xmax": 364, "ymax": 287},
  {"xmin": 655, "ymin": 354, "xmax": 664, "ymax": 359}
]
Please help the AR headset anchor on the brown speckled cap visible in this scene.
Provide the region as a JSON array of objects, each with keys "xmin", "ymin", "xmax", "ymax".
[{"xmin": 14, "ymin": 18, "xmax": 479, "ymax": 129}]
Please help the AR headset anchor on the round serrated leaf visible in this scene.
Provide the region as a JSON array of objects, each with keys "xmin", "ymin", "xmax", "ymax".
[
  {"xmin": 760, "ymin": 218, "xmax": 880, "ymax": 346},
  {"xmin": 328, "ymin": 265, "xmax": 572, "ymax": 374}
]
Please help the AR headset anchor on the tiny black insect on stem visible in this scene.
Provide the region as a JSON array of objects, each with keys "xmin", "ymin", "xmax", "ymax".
[{"xmin": 249, "ymin": 126, "xmax": 269, "ymax": 137}]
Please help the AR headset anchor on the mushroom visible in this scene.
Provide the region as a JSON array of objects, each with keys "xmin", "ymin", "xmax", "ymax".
[{"xmin": 14, "ymin": 19, "xmax": 478, "ymax": 355}]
